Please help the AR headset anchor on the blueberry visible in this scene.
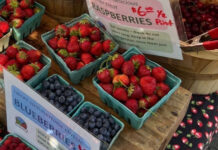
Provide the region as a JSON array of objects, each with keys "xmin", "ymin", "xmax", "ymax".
[
  {"xmin": 65, "ymin": 101, "xmax": 70, "ymax": 106},
  {"xmin": 106, "ymin": 137, "xmax": 111, "ymax": 143},
  {"xmin": 49, "ymin": 99, "xmax": 55, "ymax": 104},
  {"xmin": 55, "ymin": 89, "xmax": 62, "ymax": 96},
  {"xmin": 67, "ymin": 96, "xmax": 74, "ymax": 103},
  {"xmin": 99, "ymin": 127, "xmax": 107, "ymax": 136},
  {"xmin": 84, "ymin": 122, "xmax": 89, "ymax": 129},
  {"xmin": 41, "ymin": 91, "xmax": 46, "ymax": 97},
  {"xmin": 105, "ymin": 131, "xmax": 110, "ymax": 137},
  {"xmin": 108, "ymin": 127, "xmax": 112, "ymax": 133},
  {"xmin": 97, "ymin": 134, "xmax": 104, "ymax": 141},
  {"xmin": 55, "ymin": 102, "xmax": 61, "ymax": 108},
  {"xmin": 54, "ymin": 82, "xmax": 61, "ymax": 90},
  {"xmin": 105, "ymin": 112, "xmax": 110, "ymax": 118},
  {"xmin": 78, "ymin": 120, "xmax": 84, "ymax": 126},
  {"xmin": 100, "ymin": 114, "xmax": 105, "ymax": 119},
  {"xmin": 55, "ymin": 97, "xmax": 59, "ymax": 102},
  {"xmin": 42, "ymin": 81, "xmax": 50, "ymax": 89},
  {"xmin": 88, "ymin": 121, "xmax": 95, "ymax": 129},
  {"xmin": 96, "ymin": 121, "xmax": 102, "ymax": 128},
  {"xmin": 59, "ymin": 106, "xmax": 66, "ymax": 112},
  {"xmin": 48, "ymin": 92, "xmax": 55, "ymax": 100},
  {"xmin": 73, "ymin": 116, "xmax": 79, "ymax": 122},
  {"xmin": 67, "ymin": 106, "xmax": 73, "ymax": 113},
  {"xmin": 64, "ymin": 90, "xmax": 71, "ymax": 97},
  {"xmin": 94, "ymin": 110, "xmax": 101, "ymax": 117},
  {"xmin": 52, "ymin": 75, "xmax": 58, "ymax": 81},
  {"xmin": 111, "ymin": 129, "xmax": 116, "ymax": 137},
  {"xmin": 60, "ymin": 86, "xmax": 65, "ymax": 92},
  {"xmin": 58, "ymin": 96, "xmax": 65, "ymax": 104},
  {"xmin": 114, "ymin": 124, "xmax": 120, "ymax": 131},
  {"xmin": 96, "ymin": 118, "xmax": 102, "ymax": 122},
  {"xmin": 71, "ymin": 101, "xmax": 77, "ymax": 107},
  {"xmin": 80, "ymin": 107, "xmax": 87, "ymax": 113},
  {"xmin": 93, "ymin": 128, "xmax": 99, "ymax": 135},
  {"xmin": 89, "ymin": 115, "xmax": 96, "ymax": 122},
  {"xmin": 45, "ymin": 90, "xmax": 51, "ymax": 97},
  {"xmin": 88, "ymin": 107, "xmax": 95, "ymax": 114},
  {"xmin": 49, "ymin": 84, "xmax": 55, "ymax": 91},
  {"xmin": 80, "ymin": 113, "xmax": 88, "ymax": 120},
  {"xmin": 103, "ymin": 121, "xmax": 110, "ymax": 128},
  {"xmin": 109, "ymin": 117, "xmax": 115, "ymax": 125},
  {"xmin": 48, "ymin": 78, "xmax": 54, "ymax": 83}
]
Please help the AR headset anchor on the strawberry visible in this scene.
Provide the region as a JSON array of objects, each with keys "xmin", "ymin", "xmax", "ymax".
[
  {"xmin": 79, "ymin": 25, "xmax": 91, "ymax": 37},
  {"xmin": 48, "ymin": 37, "xmax": 58, "ymax": 50},
  {"xmin": 195, "ymin": 132, "xmax": 202, "ymax": 139},
  {"xmin": 69, "ymin": 25, "xmax": 79, "ymax": 36},
  {"xmin": 21, "ymin": 64, "xmax": 35, "ymax": 80},
  {"xmin": 10, "ymin": 18, "xmax": 24, "ymax": 28},
  {"xmin": 99, "ymin": 83, "xmax": 113, "ymax": 95},
  {"xmin": 0, "ymin": 32, "xmax": 3, "ymax": 38},
  {"xmin": 7, "ymin": 0, "xmax": 19, "ymax": 10},
  {"xmin": 0, "ymin": 54, "xmax": 9, "ymax": 66},
  {"xmin": 0, "ymin": 21, "xmax": 10, "ymax": 34},
  {"xmin": 24, "ymin": 8, "xmax": 34, "ymax": 18},
  {"xmin": 109, "ymin": 68, "xmax": 119, "ymax": 78},
  {"xmin": 130, "ymin": 75, "xmax": 139, "ymax": 85},
  {"xmin": 16, "ymin": 51, "xmax": 28, "ymax": 64},
  {"xmin": 191, "ymin": 129, "xmax": 197, "ymax": 135},
  {"xmin": 128, "ymin": 84, "xmax": 143, "ymax": 99},
  {"xmin": 76, "ymin": 61, "xmax": 85, "ymax": 70},
  {"xmin": 10, "ymin": 70, "xmax": 23, "ymax": 81},
  {"xmin": 57, "ymin": 49, "xmax": 69, "ymax": 59},
  {"xmin": 147, "ymin": 95, "xmax": 159, "ymax": 107},
  {"xmin": 111, "ymin": 54, "xmax": 124, "ymax": 69},
  {"xmin": 113, "ymin": 74, "xmax": 129, "ymax": 86},
  {"xmin": 152, "ymin": 67, "xmax": 166, "ymax": 82},
  {"xmin": 30, "ymin": 62, "xmax": 44, "ymax": 72},
  {"xmin": 0, "ymin": 6, "xmax": 10, "ymax": 19},
  {"xmin": 6, "ymin": 45, "xmax": 19, "ymax": 58},
  {"xmin": 19, "ymin": 0, "xmax": 31, "ymax": 9},
  {"xmin": 139, "ymin": 98, "xmax": 150, "ymax": 109},
  {"xmin": 90, "ymin": 27, "xmax": 101, "ymax": 41},
  {"xmin": 27, "ymin": 49, "xmax": 41, "ymax": 62},
  {"xmin": 79, "ymin": 38, "xmax": 91, "ymax": 52},
  {"xmin": 156, "ymin": 82, "xmax": 170, "ymax": 98},
  {"xmin": 130, "ymin": 54, "xmax": 146, "ymax": 69},
  {"xmin": 69, "ymin": 36, "xmax": 79, "ymax": 43},
  {"xmin": 187, "ymin": 118, "xmax": 193, "ymax": 125},
  {"xmin": 67, "ymin": 41, "xmax": 80, "ymax": 53},
  {"xmin": 57, "ymin": 37, "xmax": 68, "ymax": 49},
  {"xmin": 121, "ymin": 61, "xmax": 135, "ymax": 76},
  {"xmin": 137, "ymin": 65, "xmax": 151, "ymax": 77},
  {"xmin": 5, "ymin": 59, "xmax": 19, "ymax": 71},
  {"xmin": 34, "ymin": 7, "xmax": 40, "ymax": 14},
  {"xmin": 103, "ymin": 40, "xmax": 115, "ymax": 52},
  {"xmin": 125, "ymin": 99, "xmax": 138, "ymax": 114},
  {"xmin": 182, "ymin": 137, "xmax": 188, "ymax": 144},
  {"xmin": 97, "ymin": 68, "xmax": 111, "ymax": 83},
  {"xmin": 113, "ymin": 87, "xmax": 128, "ymax": 102},
  {"xmin": 55, "ymin": 24, "xmax": 69, "ymax": 37},
  {"xmin": 64, "ymin": 57, "xmax": 77, "ymax": 71},
  {"xmin": 90, "ymin": 42, "xmax": 103, "ymax": 56},
  {"xmin": 13, "ymin": 7, "xmax": 25, "ymax": 18},
  {"xmin": 81, "ymin": 53, "xmax": 94, "ymax": 65},
  {"xmin": 137, "ymin": 108, "xmax": 147, "ymax": 117},
  {"xmin": 78, "ymin": 19, "xmax": 91, "ymax": 27},
  {"xmin": 140, "ymin": 76, "xmax": 156, "ymax": 96}
]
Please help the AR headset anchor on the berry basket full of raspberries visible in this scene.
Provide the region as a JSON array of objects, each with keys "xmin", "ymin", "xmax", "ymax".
[
  {"xmin": 93, "ymin": 47, "xmax": 181, "ymax": 129},
  {"xmin": 41, "ymin": 14, "xmax": 119, "ymax": 84},
  {"xmin": 0, "ymin": 0, "xmax": 45, "ymax": 41},
  {"xmin": 0, "ymin": 133, "xmax": 37, "ymax": 150},
  {"xmin": 0, "ymin": 20, "xmax": 12, "ymax": 52}
]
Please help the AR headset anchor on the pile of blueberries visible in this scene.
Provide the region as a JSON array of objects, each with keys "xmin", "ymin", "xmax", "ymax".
[
  {"xmin": 38, "ymin": 75, "xmax": 82, "ymax": 115},
  {"xmin": 73, "ymin": 106, "xmax": 121, "ymax": 144}
]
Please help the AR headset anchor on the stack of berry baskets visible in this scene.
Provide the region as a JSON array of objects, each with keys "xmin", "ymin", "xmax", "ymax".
[
  {"xmin": 0, "ymin": 19, "xmax": 12, "ymax": 52},
  {"xmin": 0, "ymin": 0, "xmax": 45, "ymax": 41},
  {"xmin": 72, "ymin": 102, "xmax": 124, "ymax": 150},
  {"xmin": 93, "ymin": 47, "xmax": 181, "ymax": 129},
  {"xmin": 35, "ymin": 74, "xmax": 84, "ymax": 117},
  {"xmin": 41, "ymin": 14, "xmax": 119, "ymax": 84}
]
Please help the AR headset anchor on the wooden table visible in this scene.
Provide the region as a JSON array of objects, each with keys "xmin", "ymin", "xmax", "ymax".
[{"xmin": 0, "ymin": 15, "xmax": 192, "ymax": 150}]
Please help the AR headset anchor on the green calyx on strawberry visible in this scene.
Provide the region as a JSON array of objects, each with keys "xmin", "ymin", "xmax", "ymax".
[
  {"xmin": 5, "ymin": 59, "xmax": 19, "ymax": 71},
  {"xmin": 113, "ymin": 87, "xmax": 128, "ymax": 102},
  {"xmin": 140, "ymin": 76, "xmax": 157, "ymax": 96},
  {"xmin": 138, "ymin": 98, "xmax": 149, "ymax": 109},
  {"xmin": 125, "ymin": 99, "xmax": 138, "ymax": 114},
  {"xmin": 78, "ymin": 19, "xmax": 91, "ymax": 27},
  {"xmin": 130, "ymin": 54, "xmax": 146, "ymax": 69},
  {"xmin": 80, "ymin": 53, "xmax": 94, "ymax": 65},
  {"xmin": 79, "ymin": 38, "xmax": 91, "ymax": 52},
  {"xmin": 137, "ymin": 65, "xmax": 151, "ymax": 77},
  {"xmin": 21, "ymin": 64, "xmax": 35, "ymax": 80},
  {"xmin": 16, "ymin": 51, "xmax": 28, "ymax": 64},
  {"xmin": 97, "ymin": 68, "xmax": 111, "ymax": 83},
  {"xmin": 109, "ymin": 68, "xmax": 119, "ymax": 78},
  {"xmin": 64, "ymin": 56, "xmax": 77, "ymax": 71},
  {"xmin": 34, "ymin": 7, "xmax": 40, "ymax": 13},
  {"xmin": 152, "ymin": 67, "xmax": 166, "ymax": 82},
  {"xmin": 103, "ymin": 40, "xmax": 115, "ymax": 53},
  {"xmin": 7, "ymin": 0, "xmax": 19, "ymax": 10},
  {"xmin": 128, "ymin": 84, "xmax": 143, "ymax": 99},
  {"xmin": 0, "ymin": 21, "xmax": 10, "ymax": 34},
  {"xmin": 55, "ymin": 24, "xmax": 69, "ymax": 37},
  {"xmin": 9, "ymin": 70, "xmax": 23, "ymax": 81},
  {"xmin": 57, "ymin": 49, "xmax": 69, "ymax": 59},
  {"xmin": 0, "ymin": 7, "xmax": 10, "ymax": 18},
  {"xmin": 10, "ymin": 18, "xmax": 24, "ymax": 28},
  {"xmin": 69, "ymin": 25, "xmax": 79, "ymax": 36},
  {"xmin": 112, "ymin": 74, "xmax": 129, "ymax": 87},
  {"xmin": 30, "ymin": 62, "xmax": 43, "ymax": 73},
  {"xmin": 156, "ymin": 82, "xmax": 170, "ymax": 98},
  {"xmin": 110, "ymin": 54, "xmax": 124, "ymax": 70},
  {"xmin": 90, "ymin": 42, "xmax": 103, "ymax": 56},
  {"xmin": 99, "ymin": 83, "xmax": 113, "ymax": 95},
  {"xmin": 121, "ymin": 60, "xmax": 135, "ymax": 76}
]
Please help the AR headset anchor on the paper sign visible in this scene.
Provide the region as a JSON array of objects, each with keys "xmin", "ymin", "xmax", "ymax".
[
  {"xmin": 86, "ymin": 0, "xmax": 183, "ymax": 60},
  {"xmin": 4, "ymin": 69, "xmax": 101, "ymax": 150}
]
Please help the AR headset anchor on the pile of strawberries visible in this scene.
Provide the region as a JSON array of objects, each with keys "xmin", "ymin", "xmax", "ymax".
[
  {"xmin": 48, "ymin": 19, "xmax": 115, "ymax": 71},
  {"xmin": 0, "ymin": 136, "xmax": 31, "ymax": 150},
  {"xmin": 97, "ymin": 53, "xmax": 170, "ymax": 117},
  {"xmin": 0, "ymin": 44, "xmax": 44, "ymax": 81},
  {"xmin": 0, "ymin": 0, "xmax": 40, "ymax": 28},
  {"xmin": 0, "ymin": 21, "xmax": 10, "ymax": 38}
]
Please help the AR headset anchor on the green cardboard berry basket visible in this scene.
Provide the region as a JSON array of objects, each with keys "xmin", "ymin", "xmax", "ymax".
[
  {"xmin": 0, "ymin": 133, "xmax": 37, "ymax": 149},
  {"xmin": 0, "ymin": 0, "xmax": 45, "ymax": 41},
  {"xmin": 72, "ymin": 102, "xmax": 124, "ymax": 150},
  {"xmin": 93, "ymin": 47, "xmax": 182, "ymax": 129},
  {"xmin": 35, "ymin": 74, "xmax": 84, "ymax": 116},
  {"xmin": 41, "ymin": 14, "xmax": 119, "ymax": 84}
]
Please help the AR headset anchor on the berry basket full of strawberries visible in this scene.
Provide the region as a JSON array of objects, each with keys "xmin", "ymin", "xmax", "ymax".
[
  {"xmin": 0, "ymin": 20, "xmax": 12, "ymax": 52},
  {"xmin": 0, "ymin": 0, "xmax": 45, "ymax": 41},
  {"xmin": 93, "ymin": 47, "xmax": 181, "ymax": 129},
  {"xmin": 41, "ymin": 14, "xmax": 119, "ymax": 84}
]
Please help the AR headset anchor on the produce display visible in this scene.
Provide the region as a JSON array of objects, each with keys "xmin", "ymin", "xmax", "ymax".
[
  {"xmin": 0, "ymin": 21, "xmax": 9, "ymax": 38},
  {"xmin": 97, "ymin": 53, "xmax": 170, "ymax": 117},
  {"xmin": 0, "ymin": 0, "xmax": 41, "ymax": 28},
  {"xmin": 180, "ymin": 0, "xmax": 218, "ymax": 39},
  {"xmin": 48, "ymin": 19, "xmax": 115, "ymax": 71}
]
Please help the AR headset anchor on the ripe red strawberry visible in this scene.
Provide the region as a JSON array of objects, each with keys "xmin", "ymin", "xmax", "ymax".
[
  {"xmin": 130, "ymin": 75, "xmax": 139, "ymax": 85},
  {"xmin": 187, "ymin": 118, "xmax": 193, "ymax": 125},
  {"xmin": 27, "ymin": 49, "xmax": 41, "ymax": 62},
  {"xmin": 79, "ymin": 38, "xmax": 91, "ymax": 52},
  {"xmin": 109, "ymin": 68, "xmax": 119, "ymax": 78},
  {"xmin": 55, "ymin": 24, "xmax": 69, "ymax": 37},
  {"xmin": 0, "ymin": 54, "xmax": 9, "ymax": 66},
  {"xmin": 138, "ymin": 98, "xmax": 149, "ymax": 109},
  {"xmin": 198, "ymin": 143, "xmax": 204, "ymax": 150},
  {"xmin": 5, "ymin": 59, "xmax": 19, "ymax": 71},
  {"xmin": 0, "ymin": 21, "xmax": 10, "ymax": 34},
  {"xmin": 121, "ymin": 61, "xmax": 135, "ymax": 76},
  {"xmin": 203, "ymin": 113, "xmax": 209, "ymax": 119},
  {"xmin": 128, "ymin": 84, "xmax": 143, "ymax": 99},
  {"xmin": 103, "ymin": 40, "xmax": 115, "ymax": 52},
  {"xmin": 79, "ymin": 25, "xmax": 90, "ymax": 37},
  {"xmin": 19, "ymin": 0, "xmax": 31, "ymax": 9},
  {"xmin": 67, "ymin": 41, "xmax": 80, "ymax": 53},
  {"xmin": 125, "ymin": 99, "xmax": 138, "ymax": 114},
  {"xmin": 195, "ymin": 132, "xmax": 202, "ymax": 139},
  {"xmin": 57, "ymin": 37, "xmax": 68, "ymax": 49},
  {"xmin": 69, "ymin": 36, "xmax": 79, "ymax": 43},
  {"xmin": 99, "ymin": 83, "xmax": 113, "ymax": 95},
  {"xmin": 30, "ymin": 62, "xmax": 44, "ymax": 72},
  {"xmin": 137, "ymin": 65, "xmax": 151, "ymax": 77},
  {"xmin": 152, "ymin": 67, "xmax": 166, "ymax": 82},
  {"xmin": 130, "ymin": 54, "xmax": 146, "ymax": 69},
  {"xmin": 207, "ymin": 121, "xmax": 213, "ymax": 128},
  {"xmin": 64, "ymin": 57, "xmax": 77, "ymax": 71},
  {"xmin": 182, "ymin": 137, "xmax": 188, "ymax": 144},
  {"xmin": 191, "ymin": 129, "xmax": 197, "ymax": 135},
  {"xmin": 69, "ymin": 25, "xmax": 79, "ymax": 36},
  {"xmin": 16, "ymin": 50, "xmax": 28, "ymax": 64},
  {"xmin": 207, "ymin": 105, "xmax": 214, "ymax": 110},
  {"xmin": 90, "ymin": 27, "xmax": 101, "ymax": 41},
  {"xmin": 113, "ymin": 74, "xmax": 129, "ymax": 86},
  {"xmin": 97, "ymin": 68, "xmax": 111, "ymax": 83},
  {"xmin": 78, "ymin": 19, "xmax": 91, "ymax": 27},
  {"xmin": 191, "ymin": 107, "xmax": 198, "ymax": 114},
  {"xmin": 180, "ymin": 122, "xmax": 185, "ymax": 128},
  {"xmin": 57, "ymin": 49, "xmax": 69, "ymax": 59},
  {"xmin": 0, "ymin": 6, "xmax": 10, "ymax": 19},
  {"xmin": 111, "ymin": 54, "xmax": 124, "ymax": 69},
  {"xmin": 147, "ymin": 95, "xmax": 158, "ymax": 107},
  {"xmin": 76, "ymin": 61, "xmax": 85, "ymax": 70},
  {"xmin": 21, "ymin": 64, "xmax": 35, "ymax": 80},
  {"xmin": 90, "ymin": 42, "xmax": 103, "ymax": 56},
  {"xmin": 156, "ymin": 82, "xmax": 170, "ymax": 98},
  {"xmin": 24, "ymin": 8, "xmax": 34, "ymax": 18},
  {"xmin": 140, "ymin": 76, "xmax": 156, "ymax": 96},
  {"xmin": 48, "ymin": 37, "xmax": 58, "ymax": 50},
  {"xmin": 7, "ymin": 0, "xmax": 19, "ymax": 10},
  {"xmin": 173, "ymin": 144, "xmax": 180, "ymax": 150},
  {"xmin": 6, "ymin": 45, "xmax": 19, "ymax": 58},
  {"xmin": 113, "ymin": 87, "xmax": 128, "ymax": 102},
  {"xmin": 13, "ymin": 7, "xmax": 25, "ymax": 18},
  {"xmin": 80, "ymin": 53, "xmax": 94, "ymax": 65},
  {"xmin": 10, "ymin": 18, "xmax": 24, "ymax": 28},
  {"xmin": 137, "ymin": 108, "xmax": 147, "ymax": 117}
]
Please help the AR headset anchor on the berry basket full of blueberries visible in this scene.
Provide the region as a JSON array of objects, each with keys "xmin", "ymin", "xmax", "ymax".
[
  {"xmin": 35, "ymin": 74, "xmax": 84, "ymax": 116},
  {"xmin": 72, "ymin": 102, "xmax": 124, "ymax": 150}
]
